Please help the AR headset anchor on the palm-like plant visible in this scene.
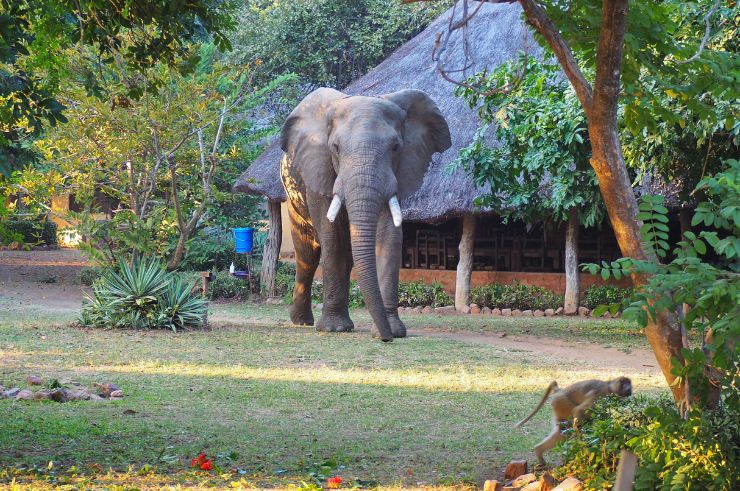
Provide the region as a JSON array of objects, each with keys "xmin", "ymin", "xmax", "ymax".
[{"xmin": 157, "ymin": 276, "xmax": 208, "ymax": 331}]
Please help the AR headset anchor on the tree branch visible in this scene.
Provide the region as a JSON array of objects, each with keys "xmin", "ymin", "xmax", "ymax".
[{"xmin": 676, "ymin": 0, "xmax": 721, "ymax": 65}]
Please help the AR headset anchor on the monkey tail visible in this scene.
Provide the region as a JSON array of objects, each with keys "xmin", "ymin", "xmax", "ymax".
[{"xmin": 514, "ymin": 381, "xmax": 559, "ymax": 428}]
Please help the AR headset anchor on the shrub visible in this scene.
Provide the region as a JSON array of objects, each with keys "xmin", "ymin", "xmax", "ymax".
[
  {"xmin": 180, "ymin": 228, "xmax": 235, "ymax": 271},
  {"xmin": 310, "ymin": 279, "xmax": 365, "ymax": 307},
  {"xmin": 556, "ymin": 394, "xmax": 739, "ymax": 490},
  {"xmin": 0, "ymin": 219, "xmax": 57, "ymax": 246},
  {"xmin": 470, "ymin": 283, "xmax": 563, "ymax": 310},
  {"xmin": 80, "ymin": 258, "xmax": 207, "ymax": 331},
  {"xmin": 397, "ymin": 281, "xmax": 452, "ymax": 307},
  {"xmin": 78, "ymin": 266, "xmax": 104, "ymax": 286},
  {"xmin": 582, "ymin": 284, "xmax": 634, "ymax": 310},
  {"xmin": 207, "ymin": 271, "xmax": 251, "ymax": 301}
]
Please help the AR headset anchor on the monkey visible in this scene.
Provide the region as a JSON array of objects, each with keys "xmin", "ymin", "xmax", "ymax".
[{"xmin": 515, "ymin": 377, "xmax": 633, "ymax": 465}]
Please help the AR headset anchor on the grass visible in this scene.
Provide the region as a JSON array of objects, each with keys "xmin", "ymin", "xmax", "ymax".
[{"xmin": 0, "ymin": 301, "xmax": 667, "ymax": 490}]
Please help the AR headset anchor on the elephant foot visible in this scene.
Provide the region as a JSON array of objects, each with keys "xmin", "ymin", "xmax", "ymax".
[
  {"xmin": 315, "ymin": 312, "xmax": 354, "ymax": 332},
  {"xmin": 290, "ymin": 305, "xmax": 314, "ymax": 326},
  {"xmin": 389, "ymin": 314, "xmax": 407, "ymax": 338}
]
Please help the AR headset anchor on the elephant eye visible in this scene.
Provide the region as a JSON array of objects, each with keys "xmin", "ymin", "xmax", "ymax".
[
  {"xmin": 392, "ymin": 142, "xmax": 400, "ymax": 152},
  {"xmin": 332, "ymin": 142, "xmax": 340, "ymax": 155}
]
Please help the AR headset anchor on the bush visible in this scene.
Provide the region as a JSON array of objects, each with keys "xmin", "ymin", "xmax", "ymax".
[
  {"xmin": 582, "ymin": 285, "xmax": 634, "ymax": 310},
  {"xmin": 80, "ymin": 258, "xmax": 207, "ymax": 331},
  {"xmin": 470, "ymin": 283, "xmax": 563, "ymax": 310},
  {"xmin": 78, "ymin": 266, "xmax": 104, "ymax": 286},
  {"xmin": 556, "ymin": 394, "xmax": 739, "ymax": 490},
  {"xmin": 0, "ymin": 219, "xmax": 57, "ymax": 246},
  {"xmin": 398, "ymin": 281, "xmax": 452, "ymax": 307},
  {"xmin": 180, "ymin": 228, "xmax": 235, "ymax": 271},
  {"xmin": 207, "ymin": 271, "xmax": 251, "ymax": 301},
  {"xmin": 310, "ymin": 279, "xmax": 365, "ymax": 307}
]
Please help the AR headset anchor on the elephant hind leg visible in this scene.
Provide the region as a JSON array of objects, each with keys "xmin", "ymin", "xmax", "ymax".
[{"xmin": 288, "ymin": 197, "xmax": 320, "ymax": 326}]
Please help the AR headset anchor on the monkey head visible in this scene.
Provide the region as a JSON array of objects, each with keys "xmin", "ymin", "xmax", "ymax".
[{"xmin": 610, "ymin": 376, "xmax": 632, "ymax": 397}]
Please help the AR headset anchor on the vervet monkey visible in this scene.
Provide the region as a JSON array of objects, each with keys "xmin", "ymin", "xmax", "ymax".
[{"xmin": 515, "ymin": 377, "xmax": 633, "ymax": 465}]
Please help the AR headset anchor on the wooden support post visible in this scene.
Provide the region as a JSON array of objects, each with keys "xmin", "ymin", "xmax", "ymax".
[
  {"xmin": 455, "ymin": 213, "xmax": 477, "ymax": 312},
  {"xmin": 614, "ymin": 449, "xmax": 638, "ymax": 491},
  {"xmin": 564, "ymin": 207, "xmax": 580, "ymax": 315},
  {"xmin": 261, "ymin": 200, "xmax": 283, "ymax": 297}
]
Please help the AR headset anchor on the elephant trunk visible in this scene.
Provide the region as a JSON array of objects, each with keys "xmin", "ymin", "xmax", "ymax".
[{"xmin": 343, "ymin": 171, "xmax": 394, "ymax": 342}]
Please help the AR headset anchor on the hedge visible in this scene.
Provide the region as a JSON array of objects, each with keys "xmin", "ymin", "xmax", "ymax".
[{"xmin": 0, "ymin": 220, "xmax": 58, "ymax": 246}]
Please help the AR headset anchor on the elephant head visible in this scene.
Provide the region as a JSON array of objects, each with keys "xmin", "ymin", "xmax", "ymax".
[{"xmin": 280, "ymin": 88, "xmax": 451, "ymax": 340}]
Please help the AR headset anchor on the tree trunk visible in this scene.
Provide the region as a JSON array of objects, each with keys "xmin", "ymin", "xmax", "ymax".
[
  {"xmin": 167, "ymin": 234, "xmax": 187, "ymax": 271},
  {"xmin": 563, "ymin": 208, "xmax": 580, "ymax": 315},
  {"xmin": 518, "ymin": 0, "xmax": 686, "ymax": 403},
  {"xmin": 455, "ymin": 213, "xmax": 477, "ymax": 312},
  {"xmin": 261, "ymin": 200, "xmax": 283, "ymax": 297}
]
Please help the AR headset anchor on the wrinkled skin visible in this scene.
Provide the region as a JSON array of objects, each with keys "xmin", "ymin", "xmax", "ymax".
[{"xmin": 280, "ymin": 88, "xmax": 451, "ymax": 341}]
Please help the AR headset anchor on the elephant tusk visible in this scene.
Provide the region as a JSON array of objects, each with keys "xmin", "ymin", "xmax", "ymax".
[
  {"xmin": 389, "ymin": 195, "xmax": 403, "ymax": 227},
  {"xmin": 326, "ymin": 194, "xmax": 342, "ymax": 222}
]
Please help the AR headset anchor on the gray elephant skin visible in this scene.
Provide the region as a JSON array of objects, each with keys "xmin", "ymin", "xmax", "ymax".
[{"xmin": 279, "ymin": 88, "xmax": 451, "ymax": 341}]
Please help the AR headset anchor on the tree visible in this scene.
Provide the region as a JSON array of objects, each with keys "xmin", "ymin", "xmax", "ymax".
[
  {"xmin": 0, "ymin": 0, "xmax": 236, "ymax": 175},
  {"xmin": 409, "ymin": 0, "xmax": 738, "ymax": 406},
  {"xmin": 455, "ymin": 56, "xmax": 603, "ymax": 314}
]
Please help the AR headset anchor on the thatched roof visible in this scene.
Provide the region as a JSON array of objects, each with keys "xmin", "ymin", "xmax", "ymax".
[
  {"xmin": 234, "ymin": 0, "xmax": 534, "ymax": 221},
  {"xmin": 234, "ymin": 0, "xmax": 686, "ymax": 220}
]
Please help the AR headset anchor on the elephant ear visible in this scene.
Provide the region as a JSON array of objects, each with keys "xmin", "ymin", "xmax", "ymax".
[
  {"xmin": 280, "ymin": 88, "xmax": 345, "ymax": 197},
  {"xmin": 382, "ymin": 89, "xmax": 452, "ymax": 199}
]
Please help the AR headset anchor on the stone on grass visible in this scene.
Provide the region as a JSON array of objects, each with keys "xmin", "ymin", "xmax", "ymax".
[
  {"xmin": 33, "ymin": 390, "xmax": 53, "ymax": 401},
  {"xmin": 555, "ymin": 307, "xmax": 564, "ymax": 315},
  {"xmin": 512, "ymin": 473, "xmax": 537, "ymax": 487},
  {"xmin": 503, "ymin": 460, "xmax": 527, "ymax": 480},
  {"xmin": 469, "ymin": 303, "xmax": 481, "ymax": 314},
  {"xmin": 534, "ymin": 309, "xmax": 544, "ymax": 317},
  {"xmin": 481, "ymin": 306, "xmax": 492, "ymax": 315},
  {"xmin": 512, "ymin": 309, "xmax": 523, "ymax": 316},
  {"xmin": 110, "ymin": 390, "xmax": 124, "ymax": 399},
  {"xmin": 483, "ymin": 480, "xmax": 503, "ymax": 491},
  {"xmin": 66, "ymin": 389, "xmax": 91, "ymax": 401},
  {"xmin": 578, "ymin": 306, "xmax": 590, "ymax": 316},
  {"xmin": 544, "ymin": 308, "xmax": 555, "ymax": 317},
  {"xmin": 492, "ymin": 308, "xmax": 502, "ymax": 316},
  {"xmin": 603, "ymin": 311, "xmax": 612, "ymax": 319},
  {"xmin": 552, "ymin": 477, "xmax": 583, "ymax": 491},
  {"xmin": 26, "ymin": 375, "xmax": 43, "ymax": 385},
  {"xmin": 434, "ymin": 305, "xmax": 455, "ymax": 315},
  {"xmin": 88, "ymin": 394, "xmax": 106, "ymax": 401},
  {"xmin": 521, "ymin": 309, "xmax": 533, "ymax": 316},
  {"xmin": 93, "ymin": 382, "xmax": 121, "ymax": 398},
  {"xmin": 501, "ymin": 308, "xmax": 512, "ymax": 317},
  {"xmin": 413, "ymin": 306, "xmax": 423, "ymax": 313},
  {"xmin": 14, "ymin": 389, "xmax": 34, "ymax": 401},
  {"xmin": 421, "ymin": 306, "xmax": 433, "ymax": 314},
  {"xmin": 3, "ymin": 388, "xmax": 20, "ymax": 399}
]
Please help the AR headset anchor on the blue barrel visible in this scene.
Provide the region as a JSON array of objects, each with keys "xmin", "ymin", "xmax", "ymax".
[{"xmin": 233, "ymin": 227, "xmax": 254, "ymax": 253}]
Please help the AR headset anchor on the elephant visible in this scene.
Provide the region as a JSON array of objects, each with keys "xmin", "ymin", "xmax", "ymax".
[{"xmin": 279, "ymin": 87, "xmax": 451, "ymax": 341}]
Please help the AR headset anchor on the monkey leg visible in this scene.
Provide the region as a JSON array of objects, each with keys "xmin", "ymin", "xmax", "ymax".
[
  {"xmin": 572, "ymin": 391, "xmax": 598, "ymax": 429},
  {"xmin": 534, "ymin": 421, "xmax": 566, "ymax": 466}
]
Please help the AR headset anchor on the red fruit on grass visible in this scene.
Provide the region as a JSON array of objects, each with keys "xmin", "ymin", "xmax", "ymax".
[
  {"xmin": 327, "ymin": 476, "xmax": 342, "ymax": 488},
  {"xmin": 191, "ymin": 453, "xmax": 208, "ymax": 467},
  {"xmin": 200, "ymin": 460, "xmax": 213, "ymax": 471}
]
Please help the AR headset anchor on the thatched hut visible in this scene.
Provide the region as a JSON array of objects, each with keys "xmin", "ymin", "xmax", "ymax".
[{"xmin": 235, "ymin": 1, "xmax": 679, "ymax": 306}]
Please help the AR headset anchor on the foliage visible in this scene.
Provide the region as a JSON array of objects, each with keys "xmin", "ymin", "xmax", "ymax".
[
  {"xmin": 230, "ymin": 0, "xmax": 449, "ymax": 89},
  {"xmin": 455, "ymin": 55, "xmax": 603, "ymax": 227},
  {"xmin": 309, "ymin": 280, "xmax": 365, "ymax": 308},
  {"xmin": 556, "ymin": 394, "xmax": 739, "ymax": 490},
  {"xmin": 586, "ymin": 161, "xmax": 739, "ymax": 408},
  {"xmin": 80, "ymin": 257, "xmax": 206, "ymax": 331},
  {"xmin": 582, "ymin": 285, "xmax": 634, "ymax": 311},
  {"xmin": 0, "ymin": 219, "xmax": 56, "ymax": 246},
  {"xmin": 470, "ymin": 283, "xmax": 563, "ymax": 311},
  {"xmin": 206, "ymin": 271, "xmax": 251, "ymax": 301},
  {"xmin": 180, "ymin": 228, "xmax": 235, "ymax": 272},
  {"xmin": 0, "ymin": 0, "xmax": 237, "ymax": 175},
  {"xmin": 274, "ymin": 261, "xmax": 297, "ymax": 300},
  {"xmin": 78, "ymin": 266, "xmax": 103, "ymax": 287},
  {"xmin": 397, "ymin": 281, "xmax": 452, "ymax": 308}
]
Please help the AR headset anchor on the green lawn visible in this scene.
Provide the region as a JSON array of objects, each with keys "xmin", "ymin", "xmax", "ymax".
[{"xmin": 0, "ymin": 303, "xmax": 666, "ymax": 490}]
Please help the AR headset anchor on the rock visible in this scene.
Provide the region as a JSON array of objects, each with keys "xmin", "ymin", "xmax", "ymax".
[
  {"xmin": 26, "ymin": 375, "xmax": 43, "ymax": 385},
  {"xmin": 544, "ymin": 309, "xmax": 555, "ymax": 317},
  {"xmin": 499, "ymin": 332, "xmax": 507, "ymax": 338},
  {"xmin": 603, "ymin": 311, "xmax": 612, "ymax": 319},
  {"xmin": 14, "ymin": 389, "xmax": 34, "ymax": 401},
  {"xmin": 483, "ymin": 480, "xmax": 503, "ymax": 491},
  {"xmin": 578, "ymin": 306, "xmax": 590, "ymax": 316},
  {"xmin": 481, "ymin": 306, "xmax": 492, "ymax": 315},
  {"xmin": 492, "ymin": 308, "xmax": 502, "ymax": 316},
  {"xmin": 434, "ymin": 305, "xmax": 456, "ymax": 315},
  {"xmin": 88, "ymin": 394, "xmax": 106, "ymax": 401},
  {"xmin": 521, "ymin": 482, "xmax": 542, "ymax": 491},
  {"xmin": 3, "ymin": 388, "xmax": 21, "ymax": 399},
  {"xmin": 66, "ymin": 389, "xmax": 91, "ymax": 401},
  {"xmin": 109, "ymin": 390, "xmax": 124, "ymax": 399},
  {"xmin": 512, "ymin": 473, "xmax": 537, "ymax": 487},
  {"xmin": 539, "ymin": 472, "xmax": 559, "ymax": 491},
  {"xmin": 522, "ymin": 309, "xmax": 533, "ymax": 316},
  {"xmin": 421, "ymin": 306, "xmax": 433, "ymax": 314},
  {"xmin": 470, "ymin": 304, "xmax": 481, "ymax": 314},
  {"xmin": 512, "ymin": 309, "xmax": 523, "ymax": 316},
  {"xmin": 503, "ymin": 460, "xmax": 527, "ymax": 480},
  {"xmin": 93, "ymin": 382, "xmax": 121, "ymax": 398},
  {"xmin": 8, "ymin": 241, "xmax": 21, "ymax": 250},
  {"xmin": 413, "ymin": 306, "xmax": 423, "ymax": 313},
  {"xmin": 501, "ymin": 308, "xmax": 512, "ymax": 317},
  {"xmin": 33, "ymin": 390, "xmax": 53, "ymax": 401},
  {"xmin": 555, "ymin": 307, "xmax": 564, "ymax": 315},
  {"xmin": 552, "ymin": 477, "xmax": 583, "ymax": 491},
  {"xmin": 534, "ymin": 309, "xmax": 545, "ymax": 317}
]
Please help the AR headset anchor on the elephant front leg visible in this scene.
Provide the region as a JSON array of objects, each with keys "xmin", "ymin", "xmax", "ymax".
[
  {"xmin": 376, "ymin": 208, "xmax": 406, "ymax": 338},
  {"xmin": 288, "ymin": 197, "xmax": 319, "ymax": 326},
  {"xmin": 310, "ymin": 194, "xmax": 354, "ymax": 332}
]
